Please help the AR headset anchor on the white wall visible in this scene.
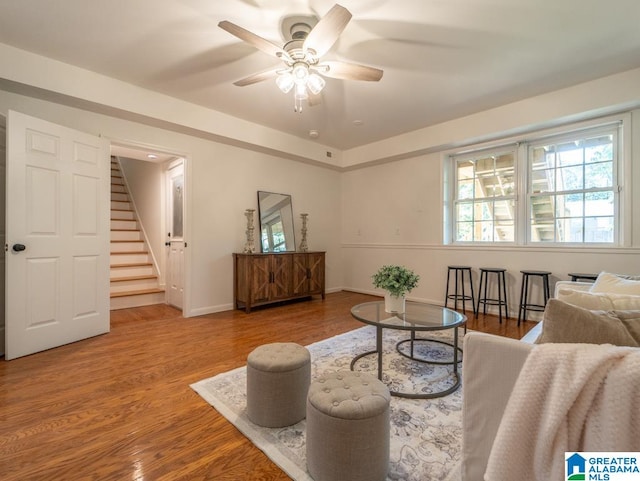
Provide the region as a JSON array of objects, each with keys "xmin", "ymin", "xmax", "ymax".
[
  {"xmin": 118, "ymin": 157, "xmax": 166, "ymax": 285},
  {"xmin": 0, "ymin": 90, "xmax": 343, "ymax": 317}
]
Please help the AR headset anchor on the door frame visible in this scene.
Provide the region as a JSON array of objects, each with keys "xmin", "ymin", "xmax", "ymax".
[{"xmin": 109, "ymin": 139, "xmax": 192, "ymax": 316}]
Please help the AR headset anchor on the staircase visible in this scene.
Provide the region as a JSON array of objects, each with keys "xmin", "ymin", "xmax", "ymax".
[{"xmin": 110, "ymin": 157, "xmax": 165, "ymax": 310}]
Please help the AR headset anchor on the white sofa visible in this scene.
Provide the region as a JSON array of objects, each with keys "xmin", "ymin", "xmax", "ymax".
[{"xmin": 461, "ymin": 272, "xmax": 640, "ymax": 480}]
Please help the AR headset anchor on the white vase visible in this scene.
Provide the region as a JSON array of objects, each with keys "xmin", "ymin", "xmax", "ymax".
[{"xmin": 384, "ymin": 292, "xmax": 405, "ymax": 313}]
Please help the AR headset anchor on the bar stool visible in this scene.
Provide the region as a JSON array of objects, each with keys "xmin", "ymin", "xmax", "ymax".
[
  {"xmin": 568, "ymin": 272, "xmax": 598, "ymax": 282},
  {"xmin": 517, "ymin": 270, "xmax": 551, "ymax": 326},
  {"xmin": 476, "ymin": 268, "xmax": 508, "ymax": 324},
  {"xmin": 444, "ymin": 266, "xmax": 476, "ymax": 316}
]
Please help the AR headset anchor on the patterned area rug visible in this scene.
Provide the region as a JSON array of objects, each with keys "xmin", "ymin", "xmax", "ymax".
[{"xmin": 191, "ymin": 325, "xmax": 463, "ymax": 481}]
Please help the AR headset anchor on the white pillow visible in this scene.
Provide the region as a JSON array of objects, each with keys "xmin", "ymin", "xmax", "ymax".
[
  {"xmin": 590, "ymin": 272, "xmax": 640, "ymax": 295},
  {"xmin": 556, "ymin": 288, "xmax": 614, "ymax": 310},
  {"xmin": 609, "ymin": 293, "xmax": 640, "ymax": 310}
]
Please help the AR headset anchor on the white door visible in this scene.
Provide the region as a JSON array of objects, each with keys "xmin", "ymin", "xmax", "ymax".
[
  {"xmin": 0, "ymin": 116, "xmax": 6, "ymax": 356},
  {"xmin": 166, "ymin": 160, "xmax": 184, "ymax": 310},
  {"xmin": 5, "ymin": 111, "xmax": 110, "ymax": 360}
]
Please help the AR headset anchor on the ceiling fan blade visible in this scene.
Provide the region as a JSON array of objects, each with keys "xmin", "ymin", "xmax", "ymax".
[
  {"xmin": 219, "ymin": 20, "xmax": 285, "ymax": 59},
  {"xmin": 303, "ymin": 4, "xmax": 352, "ymax": 57},
  {"xmin": 317, "ymin": 61, "xmax": 384, "ymax": 81},
  {"xmin": 233, "ymin": 67, "xmax": 281, "ymax": 86}
]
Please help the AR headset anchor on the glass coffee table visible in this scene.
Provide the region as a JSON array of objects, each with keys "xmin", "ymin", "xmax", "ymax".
[{"xmin": 350, "ymin": 301, "xmax": 466, "ymax": 399}]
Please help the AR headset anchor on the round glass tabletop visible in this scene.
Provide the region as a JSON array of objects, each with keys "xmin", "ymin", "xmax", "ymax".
[{"xmin": 351, "ymin": 301, "xmax": 466, "ymax": 331}]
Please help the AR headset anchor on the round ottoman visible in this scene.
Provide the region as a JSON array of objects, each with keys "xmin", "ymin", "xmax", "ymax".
[
  {"xmin": 246, "ymin": 342, "xmax": 311, "ymax": 427},
  {"xmin": 306, "ymin": 371, "xmax": 391, "ymax": 481}
]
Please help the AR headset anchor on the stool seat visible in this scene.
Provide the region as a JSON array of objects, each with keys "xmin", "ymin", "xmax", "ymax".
[
  {"xmin": 476, "ymin": 267, "xmax": 509, "ymax": 323},
  {"xmin": 518, "ymin": 270, "xmax": 551, "ymax": 326},
  {"xmin": 246, "ymin": 342, "xmax": 311, "ymax": 427},
  {"xmin": 306, "ymin": 371, "xmax": 390, "ymax": 481},
  {"xmin": 568, "ymin": 272, "xmax": 598, "ymax": 282}
]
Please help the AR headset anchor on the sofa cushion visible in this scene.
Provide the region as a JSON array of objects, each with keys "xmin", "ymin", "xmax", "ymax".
[
  {"xmin": 536, "ymin": 299, "xmax": 640, "ymax": 346},
  {"xmin": 556, "ymin": 288, "xmax": 640, "ymax": 311},
  {"xmin": 556, "ymin": 288, "xmax": 614, "ymax": 310},
  {"xmin": 590, "ymin": 271, "xmax": 640, "ymax": 295}
]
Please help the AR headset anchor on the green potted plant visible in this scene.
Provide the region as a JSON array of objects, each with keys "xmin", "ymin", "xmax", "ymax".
[{"xmin": 372, "ymin": 265, "xmax": 420, "ymax": 313}]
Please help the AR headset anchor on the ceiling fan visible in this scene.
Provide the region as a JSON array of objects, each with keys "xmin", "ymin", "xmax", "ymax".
[{"xmin": 218, "ymin": 4, "xmax": 383, "ymax": 112}]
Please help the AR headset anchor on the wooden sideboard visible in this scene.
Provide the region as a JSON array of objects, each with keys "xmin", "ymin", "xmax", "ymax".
[{"xmin": 233, "ymin": 252, "xmax": 325, "ymax": 312}]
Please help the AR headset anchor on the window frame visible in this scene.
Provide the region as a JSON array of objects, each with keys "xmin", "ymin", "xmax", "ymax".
[
  {"xmin": 445, "ymin": 114, "xmax": 628, "ymax": 247},
  {"xmin": 525, "ymin": 125, "xmax": 620, "ymax": 246}
]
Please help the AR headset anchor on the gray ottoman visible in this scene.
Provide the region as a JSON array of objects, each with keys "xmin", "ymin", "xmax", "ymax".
[
  {"xmin": 306, "ymin": 371, "xmax": 391, "ymax": 481},
  {"xmin": 246, "ymin": 342, "xmax": 311, "ymax": 427}
]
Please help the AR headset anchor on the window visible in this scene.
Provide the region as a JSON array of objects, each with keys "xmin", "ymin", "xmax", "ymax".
[
  {"xmin": 448, "ymin": 121, "xmax": 621, "ymax": 245},
  {"xmin": 454, "ymin": 150, "xmax": 516, "ymax": 242},
  {"xmin": 528, "ymin": 130, "xmax": 616, "ymax": 243}
]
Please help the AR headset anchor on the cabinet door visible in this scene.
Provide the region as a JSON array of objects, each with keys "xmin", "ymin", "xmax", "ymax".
[
  {"xmin": 307, "ymin": 252, "xmax": 325, "ymax": 295},
  {"xmin": 270, "ymin": 254, "xmax": 292, "ymax": 300},
  {"xmin": 250, "ymin": 255, "xmax": 271, "ymax": 303},
  {"xmin": 292, "ymin": 253, "xmax": 309, "ymax": 296}
]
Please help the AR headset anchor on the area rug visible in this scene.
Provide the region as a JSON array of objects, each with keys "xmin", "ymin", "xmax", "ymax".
[{"xmin": 191, "ymin": 325, "xmax": 463, "ymax": 481}]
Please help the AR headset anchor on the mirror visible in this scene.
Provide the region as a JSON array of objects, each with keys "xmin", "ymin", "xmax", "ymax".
[{"xmin": 257, "ymin": 191, "xmax": 296, "ymax": 252}]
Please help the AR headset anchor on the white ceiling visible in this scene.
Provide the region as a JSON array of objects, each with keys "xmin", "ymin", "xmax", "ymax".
[{"xmin": 1, "ymin": 0, "xmax": 640, "ymax": 151}]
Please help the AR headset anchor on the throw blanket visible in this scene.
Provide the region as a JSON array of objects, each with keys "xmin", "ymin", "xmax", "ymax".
[{"xmin": 484, "ymin": 343, "xmax": 640, "ymax": 481}]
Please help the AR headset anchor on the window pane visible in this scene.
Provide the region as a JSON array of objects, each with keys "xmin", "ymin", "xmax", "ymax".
[
  {"xmin": 585, "ymin": 135, "xmax": 613, "ymax": 163},
  {"xmin": 557, "ymin": 165, "xmax": 584, "ymax": 190},
  {"xmin": 585, "ymin": 217, "xmax": 614, "ymax": 242},
  {"xmin": 585, "ymin": 162, "xmax": 613, "ymax": 188},
  {"xmin": 585, "ymin": 191, "xmax": 614, "ymax": 216},
  {"xmin": 456, "ymin": 203, "xmax": 473, "ymax": 221},
  {"xmin": 556, "ymin": 193, "xmax": 583, "ymax": 217},
  {"xmin": 456, "ymin": 222, "xmax": 473, "ymax": 241},
  {"xmin": 495, "ymin": 221, "xmax": 514, "ymax": 241},
  {"xmin": 556, "ymin": 218, "xmax": 584, "ymax": 242},
  {"xmin": 557, "ymin": 142, "xmax": 583, "ymax": 166},
  {"xmin": 530, "ymin": 168, "xmax": 554, "ymax": 194},
  {"xmin": 458, "ymin": 179, "xmax": 474, "ymax": 199},
  {"xmin": 477, "ymin": 221, "xmax": 494, "ymax": 241},
  {"xmin": 531, "ymin": 195, "xmax": 555, "ymax": 221},
  {"xmin": 457, "ymin": 160, "xmax": 474, "ymax": 179}
]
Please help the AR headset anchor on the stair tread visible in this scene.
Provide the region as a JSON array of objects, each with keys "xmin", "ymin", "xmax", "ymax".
[
  {"xmin": 110, "ymin": 288, "xmax": 164, "ymax": 298},
  {"xmin": 111, "ymin": 262, "xmax": 153, "ymax": 268},
  {"xmin": 111, "ymin": 239, "xmax": 144, "ymax": 243},
  {"xmin": 110, "ymin": 275, "xmax": 158, "ymax": 282},
  {"xmin": 111, "ymin": 250, "xmax": 149, "ymax": 255},
  {"xmin": 111, "ymin": 228, "xmax": 140, "ymax": 232}
]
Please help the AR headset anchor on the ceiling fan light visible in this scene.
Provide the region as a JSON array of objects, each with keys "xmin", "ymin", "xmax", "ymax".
[
  {"xmin": 276, "ymin": 73, "xmax": 294, "ymax": 93},
  {"xmin": 292, "ymin": 63, "xmax": 309, "ymax": 84},
  {"xmin": 307, "ymin": 73, "xmax": 325, "ymax": 94},
  {"xmin": 295, "ymin": 82, "xmax": 309, "ymax": 100}
]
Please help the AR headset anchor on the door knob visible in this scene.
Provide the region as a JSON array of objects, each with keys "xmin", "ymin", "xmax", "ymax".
[{"xmin": 12, "ymin": 244, "xmax": 26, "ymax": 252}]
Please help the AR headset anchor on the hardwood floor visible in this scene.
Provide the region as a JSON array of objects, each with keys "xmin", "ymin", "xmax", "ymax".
[{"xmin": 0, "ymin": 291, "xmax": 536, "ymax": 481}]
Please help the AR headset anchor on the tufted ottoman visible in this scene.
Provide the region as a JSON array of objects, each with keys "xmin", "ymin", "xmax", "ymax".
[
  {"xmin": 246, "ymin": 342, "xmax": 311, "ymax": 428},
  {"xmin": 306, "ymin": 371, "xmax": 390, "ymax": 481}
]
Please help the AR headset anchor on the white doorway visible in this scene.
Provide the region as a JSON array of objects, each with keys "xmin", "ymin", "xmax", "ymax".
[
  {"xmin": 110, "ymin": 142, "xmax": 189, "ymax": 314},
  {"xmin": 5, "ymin": 111, "xmax": 110, "ymax": 360},
  {"xmin": 165, "ymin": 159, "xmax": 184, "ymax": 310}
]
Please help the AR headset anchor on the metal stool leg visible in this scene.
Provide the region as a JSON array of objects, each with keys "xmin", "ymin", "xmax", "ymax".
[
  {"xmin": 468, "ymin": 268, "xmax": 477, "ymax": 317},
  {"xmin": 517, "ymin": 273, "xmax": 526, "ymax": 325},
  {"xmin": 501, "ymin": 270, "xmax": 509, "ymax": 321},
  {"xmin": 496, "ymin": 272, "xmax": 503, "ymax": 324},
  {"xmin": 444, "ymin": 268, "xmax": 452, "ymax": 308}
]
